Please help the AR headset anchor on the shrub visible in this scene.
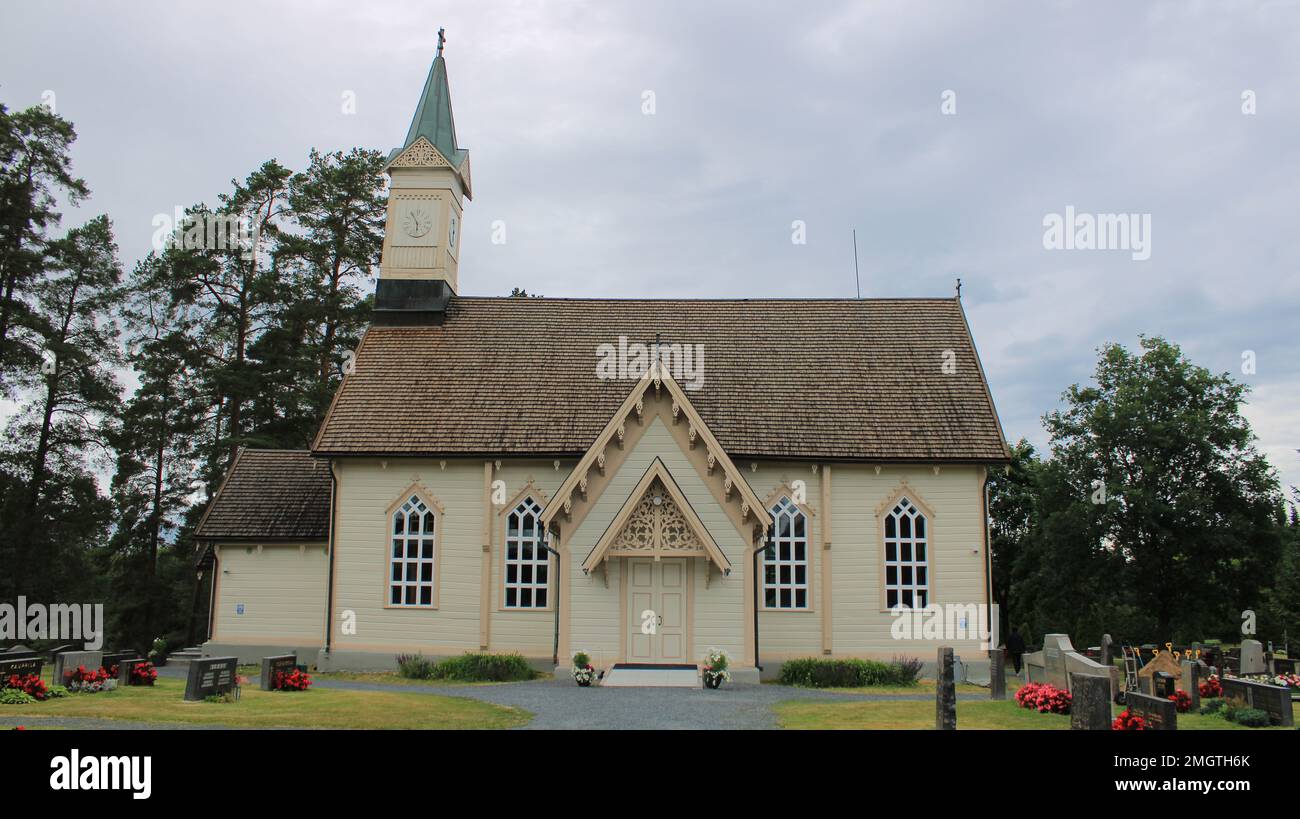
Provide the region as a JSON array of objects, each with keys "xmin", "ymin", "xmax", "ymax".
[
  {"xmin": 128, "ymin": 662, "xmax": 158, "ymax": 686},
  {"xmin": 1014, "ymin": 682, "xmax": 1071, "ymax": 714},
  {"xmin": 430, "ymin": 652, "xmax": 535, "ymax": 682},
  {"xmin": 396, "ymin": 653, "xmax": 436, "ymax": 680},
  {"xmin": 1199, "ymin": 675, "xmax": 1221, "ymax": 699},
  {"xmin": 271, "ymin": 669, "xmax": 312, "ymax": 691},
  {"xmin": 1227, "ymin": 707, "xmax": 1270, "ymax": 728},
  {"xmin": 778, "ymin": 657, "xmax": 921, "ymax": 688},
  {"xmin": 1112, "ymin": 708, "xmax": 1147, "ymax": 730},
  {"xmin": 1169, "ymin": 689, "xmax": 1192, "ymax": 713},
  {"xmin": 1199, "ymin": 699, "xmax": 1224, "ymax": 715},
  {"xmin": 64, "ymin": 665, "xmax": 116, "ymax": 694},
  {"xmin": 4, "ymin": 673, "xmax": 50, "ymax": 701},
  {"xmin": 0, "ymin": 688, "xmax": 34, "ymax": 705}
]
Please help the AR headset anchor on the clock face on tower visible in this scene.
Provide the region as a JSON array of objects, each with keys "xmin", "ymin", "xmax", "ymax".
[
  {"xmin": 448, "ymin": 212, "xmax": 458, "ymax": 250},
  {"xmin": 402, "ymin": 207, "xmax": 432, "ymax": 239}
]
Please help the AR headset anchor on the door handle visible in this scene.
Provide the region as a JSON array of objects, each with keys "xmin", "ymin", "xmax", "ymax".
[{"xmin": 657, "ymin": 615, "xmax": 663, "ymax": 626}]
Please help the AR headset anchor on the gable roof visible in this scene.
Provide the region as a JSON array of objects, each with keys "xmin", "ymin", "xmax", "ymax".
[
  {"xmin": 313, "ymin": 297, "xmax": 1009, "ymax": 462},
  {"xmin": 582, "ymin": 458, "xmax": 731, "ymax": 574},
  {"xmin": 194, "ymin": 449, "xmax": 331, "ymax": 541}
]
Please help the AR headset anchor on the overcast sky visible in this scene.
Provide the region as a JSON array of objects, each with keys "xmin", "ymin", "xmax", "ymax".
[{"xmin": 3, "ymin": 0, "xmax": 1297, "ymax": 493}]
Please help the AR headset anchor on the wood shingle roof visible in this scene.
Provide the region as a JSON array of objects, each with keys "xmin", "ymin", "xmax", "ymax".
[
  {"xmin": 312, "ymin": 297, "xmax": 1009, "ymax": 462},
  {"xmin": 195, "ymin": 449, "xmax": 331, "ymax": 541}
]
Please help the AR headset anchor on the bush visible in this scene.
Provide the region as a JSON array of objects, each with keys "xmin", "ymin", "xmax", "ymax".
[
  {"xmin": 396, "ymin": 653, "xmax": 436, "ymax": 680},
  {"xmin": 271, "ymin": 669, "xmax": 312, "ymax": 691},
  {"xmin": 778, "ymin": 657, "xmax": 921, "ymax": 688},
  {"xmin": 1169, "ymin": 689, "xmax": 1192, "ymax": 713},
  {"xmin": 1199, "ymin": 698, "xmax": 1224, "ymax": 715},
  {"xmin": 430, "ymin": 652, "xmax": 535, "ymax": 682},
  {"xmin": 4, "ymin": 673, "xmax": 50, "ymax": 701},
  {"xmin": 1226, "ymin": 707, "xmax": 1271, "ymax": 728},
  {"xmin": 1015, "ymin": 682, "xmax": 1072, "ymax": 714},
  {"xmin": 1199, "ymin": 675, "xmax": 1222, "ymax": 699},
  {"xmin": 0, "ymin": 688, "xmax": 34, "ymax": 705},
  {"xmin": 1112, "ymin": 708, "xmax": 1147, "ymax": 730}
]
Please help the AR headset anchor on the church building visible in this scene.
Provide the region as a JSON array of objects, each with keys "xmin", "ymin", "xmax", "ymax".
[{"xmin": 193, "ymin": 37, "xmax": 1010, "ymax": 682}]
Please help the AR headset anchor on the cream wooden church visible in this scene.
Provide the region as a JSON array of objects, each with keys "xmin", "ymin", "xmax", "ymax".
[{"xmin": 194, "ymin": 39, "xmax": 1010, "ymax": 681}]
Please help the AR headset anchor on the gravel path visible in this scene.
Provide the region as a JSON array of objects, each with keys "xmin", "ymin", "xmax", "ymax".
[{"xmin": 301, "ymin": 676, "xmax": 989, "ymax": 730}]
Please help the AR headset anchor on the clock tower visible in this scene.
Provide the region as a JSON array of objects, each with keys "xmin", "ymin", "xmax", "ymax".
[{"xmin": 375, "ymin": 28, "xmax": 471, "ymax": 323}]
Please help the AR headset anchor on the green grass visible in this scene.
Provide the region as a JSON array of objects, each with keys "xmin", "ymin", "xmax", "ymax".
[
  {"xmin": 12, "ymin": 675, "xmax": 530, "ymax": 730},
  {"xmin": 766, "ymin": 678, "xmax": 986, "ymax": 697},
  {"xmin": 774, "ymin": 690, "xmax": 1290, "ymax": 730}
]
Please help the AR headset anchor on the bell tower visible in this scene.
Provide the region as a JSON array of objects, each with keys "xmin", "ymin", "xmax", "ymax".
[{"xmin": 375, "ymin": 27, "xmax": 472, "ymax": 323}]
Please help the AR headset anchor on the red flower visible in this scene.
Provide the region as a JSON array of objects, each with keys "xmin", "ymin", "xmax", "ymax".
[
  {"xmin": 1112, "ymin": 708, "xmax": 1148, "ymax": 730},
  {"xmin": 1169, "ymin": 689, "xmax": 1192, "ymax": 713},
  {"xmin": 1198, "ymin": 675, "xmax": 1222, "ymax": 699}
]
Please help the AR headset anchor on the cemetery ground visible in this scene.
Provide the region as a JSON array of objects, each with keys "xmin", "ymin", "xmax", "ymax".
[{"xmin": 1, "ymin": 665, "xmax": 1290, "ymax": 730}]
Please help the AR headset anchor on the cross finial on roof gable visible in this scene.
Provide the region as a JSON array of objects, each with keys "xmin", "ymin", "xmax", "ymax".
[{"xmin": 436, "ymin": 26, "xmax": 446, "ymax": 57}]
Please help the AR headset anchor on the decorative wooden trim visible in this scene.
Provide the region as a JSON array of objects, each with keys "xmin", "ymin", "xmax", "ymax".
[
  {"xmin": 480, "ymin": 461, "xmax": 493, "ymax": 649},
  {"xmin": 581, "ymin": 458, "xmax": 730, "ymax": 574},
  {"xmin": 540, "ymin": 362, "xmax": 772, "ymax": 537},
  {"xmin": 821, "ymin": 465, "xmax": 833, "ymax": 654}
]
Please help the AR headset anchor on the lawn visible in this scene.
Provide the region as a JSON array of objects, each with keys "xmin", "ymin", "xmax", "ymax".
[
  {"xmin": 767, "ymin": 679, "xmax": 987, "ymax": 697},
  {"xmin": 313, "ymin": 670, "xmax": 551, "ymax": 687},
  {"xmin": 10, "ymin": 675, "xmax": 530, "ymax": 730},
  {"xmin": 774, "ymin": 695, "xmax": 1289, "ymax": 730}
]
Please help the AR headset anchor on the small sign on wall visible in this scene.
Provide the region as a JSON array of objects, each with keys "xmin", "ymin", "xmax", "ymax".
[{"xmin": 236, "ymin": 603, "xmax": 245, "ymax": 615}]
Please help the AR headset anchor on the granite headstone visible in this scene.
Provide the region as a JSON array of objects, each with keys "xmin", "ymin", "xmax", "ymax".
[
  {"xmin": 52, "ymin": 650, "xmax": 103, "ymax": 686},
  {"xmin": 1069, "ymin": 672, "xmax": 1111, "ymax": 730},
  {"xmin": 1125, "ymin": 690, "xmax": 1177, "ymax": 730},
  {"xmin": 1221, "ymin": 676, "xmax": 1293, "ymax": 727},
  {"xmin": 1239, "ymin": 640, "xmax": 1266, "ymax": 676},
  {"xmin": 183, "ymin": 656, "xmax": 239, "ymax": 701},
  {"xmin": 260, "ymin": 654, "xmax": 298, "ymax": 691}
]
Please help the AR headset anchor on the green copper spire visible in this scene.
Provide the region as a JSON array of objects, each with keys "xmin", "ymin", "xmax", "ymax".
[{"xmin": 389, "ymin": 27, "xmax": 467, "ymax": 168}]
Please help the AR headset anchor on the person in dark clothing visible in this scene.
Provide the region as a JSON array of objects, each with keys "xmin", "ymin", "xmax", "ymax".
[{"xmin": 1006, "ymin": 627, "xmax": 1027, "ymax": 674}]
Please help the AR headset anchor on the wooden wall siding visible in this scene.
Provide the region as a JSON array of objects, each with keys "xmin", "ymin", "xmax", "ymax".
[
  {"xmin": 212, "ymin": 543, "xmax": 327, "ymax": 644},
  {"xmin": 563, "ymin": 417, "xmax": 748, "ymax": 669},
  {"xmin": 820, "ymin": 464, "xmax": 990, "ymax": 659}
]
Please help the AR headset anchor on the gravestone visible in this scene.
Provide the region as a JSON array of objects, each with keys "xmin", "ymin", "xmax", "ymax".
[
  {"xmin": 1125, "ymin": 691, "xmax": 1177, "ymax": 730},
  {"xmin": 183, "ymin": 656, "xmax": 239, "ymax": 701},
  {"xmin": 45, "ymin": 644, "xmax": 74, "ymax": 662},
  {"xmin": 1221, "ymin": 677, "xmax": 1293, "ymax": 727},
  {"xmin": 117, "ymin": 658, "xmax": 148, "ymax": 684},
  {"xmin": 936, "ymin": 647, "xmax": 956, "ymax": 730},
  {"xmin": 0, "ymin": 655, "xmax": 44, "ymax": 682},
  {"xmin": 260, "ymin": 653, "xmax": 298, "ymax": 691},
  {"xmin": 1100, "ymin": 634, "xmax": 1114, "ymax": 668},
  {"xmin": 52, "ymin": 650, "xmax": 103, "ymax": 687},
  {"xmin": 1, "ymin": 644, "xmax": 38, "ymax": 660},
  {"xmin": 1069, "ymin": 672, "xmax": 1111, "ymax": 730},
  {"xmin": 989, "ymin": 648, "xmax": 1006, "ymax": 700},
  {"xmin": 1137, "ymin": 650, "xmax": 1182, "ymax": 694},
  {"xmin": 101, "ymin": 651, "xmax": 136, "ymax": 675},
  {"xmin": 1152, "ymin": 671, "xmax": 1177, "ymax": 698},
  {"xmin": 1239, "ymin": 640, "xmax": 1266, "ymax": 675},
  {"xmin": 1273, "ymin": 657, "xmax": 1298, "ymax": 675},
  {"xmin": 1041, "ymin": 634, "xmax": 1071, "ymax": 688},
  {"xmin": 1181, "ymin": 660, "xmax": 1200, "ymax": 711}
]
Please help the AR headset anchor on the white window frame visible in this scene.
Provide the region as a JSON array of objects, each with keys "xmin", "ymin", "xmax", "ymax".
[
  {"xmin": 884, "ymin": 497, "xmax": 928, "ymax": 609},
  {"xmin": 504, "ymin": 497, "xmax": 549, "ymax": 609},
  {"xmin": 763, "ymin": 496, "xmax": 809, "ymax": 610},
  {"xmin": 389, "ymin": 494, "xmax": 437, "ymax": 607}
]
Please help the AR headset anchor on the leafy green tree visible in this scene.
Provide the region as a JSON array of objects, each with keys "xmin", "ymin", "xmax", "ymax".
[
  {"xmin": 0, "ymin": 103, "xmax": 89, "ymax": 382},
  {"xmin": 2, "ymin": 215, "xmax": 123, "ymax": 596},
  {"xmin": 1042, "ymin": 336, "xmax": 1282, "ymax": 641},
  {"xmin": 988, "ymin": 438, "xmax": 1041, "ymax": 630}
]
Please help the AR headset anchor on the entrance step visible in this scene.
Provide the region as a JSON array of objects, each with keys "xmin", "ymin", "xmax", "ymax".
[{"xmin": 602, "ymin": 663, "xmax": 699, "ymax": 688}]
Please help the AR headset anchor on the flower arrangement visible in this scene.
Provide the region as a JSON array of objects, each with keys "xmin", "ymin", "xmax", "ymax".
[
  {"xmin": 571, "ymin": 651, "xmax": 596, "ymax": 686},
  {"xmin": 701, "ymin": 648, "xmax": 731, "ymax": 689},
  {"xmin": 128, "ymin": 662, "xmax": 158, "ymax": 686},
  {"xmin": 1014, "ymin": 682, "xmax": 1071, "ymax": 714},
  {"xmin": 1112, "ymin": 708, "xmax": 1148, "ymax": 730},
  {"xmin": 64, "ymin": 665, "xmax": 117, "ymax": 694},
  {"xmin": 271, "ymin": 668, "xmax": 312, "ymax": 691},
  {"xmin": 2, "ymin": 673, "xmax": 50, "ymax": 702},
  {"xmin": 1199, "ymin": 674, "xmax": 1221, "ymax": 699},
  {"xmin": 1168, "ymin": 689, "xmax": 1192, "ymax": 713}
]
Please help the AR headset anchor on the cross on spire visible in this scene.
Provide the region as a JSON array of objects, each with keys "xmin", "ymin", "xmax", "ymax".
[{"xmin": 436, "ymin": 27, "xmax": 446, "ymax": 58}]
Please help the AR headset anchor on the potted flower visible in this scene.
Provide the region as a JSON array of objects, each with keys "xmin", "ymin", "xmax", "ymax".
[
  {"xmin": 571, "ymin": 651, "xmax": 596, "ymax": 687},
  {"xmin": 701, "ymin": 648, "xmax": 731, "ymax": 689},
  {"xmin": 1112, "ymin": 708, "xmax": 1148, "ymax": 731}
]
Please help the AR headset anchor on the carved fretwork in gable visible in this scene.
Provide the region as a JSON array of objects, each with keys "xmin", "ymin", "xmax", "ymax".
[
  {"xmin": 388, "ymin": 136, "xmax": 453, "ymax": 169},
  {"xmin": 609, "ymin": 478, "xmax": 706, "ymax": 558}
]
